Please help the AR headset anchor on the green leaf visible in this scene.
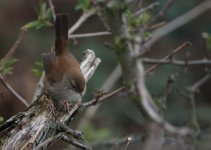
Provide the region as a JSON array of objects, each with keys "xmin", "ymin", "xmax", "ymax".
[
  {"xmin": 35, "ymin": 22, "xmax": 45, "ymax": 29},
  {"xmin": 75, "ymin": 0, "xmax": 91, "ymax": 11},
  {"xmin": 35, "ymin": 61, "xmax": 43, "ymax": 67},
  {"xmin": 123, "ymin": 10, "xmax": 133, "ymax": 18},
  {"xmin": 40, "ymin": 2, "xmax": 47, "ymax": 16},
  {"xmin": 31, "ymin": 61, "xmax": 43, "ymax": 77},
  {"xmin": 144, "ymin": 31, "xmax": 150, "ymax": 38},
  {"xmin": 123, "ymin": 10, "xmax": 152, "ymax": 28},
  {"xmin": 22, "ymin": 20, "xmax": 42, "ymax": 30},
  {"xmin": 22, "ymin": 0, "xmax": 53, "ymax": 30},
  {"xmin": 0, "ymin": 58, "xmax": 18, "ymax": 76},
  {"xmin": 140, "ymin": 12, "xmax": 151, "ymax": 23},
  {"xmin": 47, "ymin": 9, "xmax": 53, "ymax": 19},
  {"xmin": 0, "ymin": 116, "xmax": 3, "ymax": 123}
]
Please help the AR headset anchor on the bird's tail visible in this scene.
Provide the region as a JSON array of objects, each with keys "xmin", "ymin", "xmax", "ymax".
[{"xmin": 55, "ymin": 13, "xmax": 69, "ymax": 56}]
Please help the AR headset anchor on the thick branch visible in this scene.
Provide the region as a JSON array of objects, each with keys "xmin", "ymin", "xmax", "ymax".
[
  {"xmin": 0, "ymin": 49, "xmax": 100, "ymax": 150},
  {"xmin": 135, "ymin": 60, "xmax": 191, "ymax": 136}
]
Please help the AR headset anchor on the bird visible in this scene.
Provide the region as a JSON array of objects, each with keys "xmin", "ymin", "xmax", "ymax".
[{"xmin": 42, "ymin": 14, "xmax": 85, "ymax": 112}]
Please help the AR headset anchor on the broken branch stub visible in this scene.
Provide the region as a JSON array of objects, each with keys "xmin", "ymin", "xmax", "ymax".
[{"xmin": 0, "ymin": 49, "xmax": 100, "ymax": 150}]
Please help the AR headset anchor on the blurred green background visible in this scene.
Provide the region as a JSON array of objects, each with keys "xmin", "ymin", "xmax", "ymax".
[{"xmin": 0, "ymin": 0, "xmax": 211, "ymax": 149}]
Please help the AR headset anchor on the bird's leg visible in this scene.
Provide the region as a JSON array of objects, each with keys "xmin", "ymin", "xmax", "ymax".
[
  {"xmin": 46, "ymin": 95, "xmax": 56, "ymax": 114},
  {"xmin": 63, "ymin": 100, "xmax": 70, "ymax": 114}
]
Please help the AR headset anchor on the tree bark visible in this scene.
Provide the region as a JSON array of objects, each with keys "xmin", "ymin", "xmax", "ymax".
[{"xmin": 0, "ymin": 49, "xmax": 101, "ymax": 150}]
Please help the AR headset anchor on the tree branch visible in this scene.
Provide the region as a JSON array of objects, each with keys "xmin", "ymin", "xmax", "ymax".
[
  {"xmin": 0, "ymin": 75, "xmax": 28, "ymax": 107},
  {"xmin": 135, "ymin": 60, "xmax": 191, "ymax": 136},
  {"xmin": 83, "ymin": 86, "xmax": 126, "ymax": 108},
  {"xmin": 143, "ymin": 0, "xmax": 211, "ymax": 51},
  {"xmin": 0, "ymin": 29, "xmax": 27, "ymax": 71},
  {"xmin": 68, "ymin": 9, "xmax": 97, "ymax": 35},
  {"xmin": 77, "ymin": 64, "xmax": 122, "ymax": 130},
  {"xmin": 0, "ymin": 49, "xmax": 100, "ymax": 150},
  {"xmin": 133, "ymin": 2, "xmax": 160, "ymax": 17},
  {"xmin": 69, "ymin": 31, "xmax": 111, "ymax": 39},
  {"xmin": 159, "ymin": 0, "xmax": 176, "ymax": 17},
  {"xmin": 143, "ymin": 58, "xmax": 211, "ymax": 66},
  {"xmin": 48, "ymin": 0, "xmax": 56, "ymax": 21},
  {"xmin": 144, "ymin": 41, "xmax": 191, "ymax": 73}
]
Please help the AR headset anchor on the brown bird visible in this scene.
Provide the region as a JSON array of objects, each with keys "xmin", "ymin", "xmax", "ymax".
[{"xmin": 42, "ymin": 14, "xmax": 85, "ymax": 111}]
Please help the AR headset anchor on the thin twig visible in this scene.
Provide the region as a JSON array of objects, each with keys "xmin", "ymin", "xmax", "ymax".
[
  {"xmin": 190, "ymin": 74, "xmax": 210, "ymax": 91},
  {"xmin": 33, "ymin": 133, "xmax": 91, "ymax": 150},
  {"xmin": 143, "ymin": 0, "xmax": 211, "ymax": 51},
  {"xmin": 56, "ymin": 122, "xmax": 84, "ymax": 140},
  {"xmin": 68, "ymin": 9, "xmax": 97, "ymax": 35},
  {"xmin": 142, "ymin": 0, "xmax": 175, "ymax": 31},
  {"xmin": 202, "ymin": 32, "xmax": 210, "ymax": 59},
  {"xmin": 135, "ymin": 60, "xmax": 191, "ymax": 136},
  {"xmin": 146, "ymin": 21, "xmax": 166, "ymax": 30},
  {"xmin": 179, "ymin": 74, "xmax": 210, "ymax": 135},
  {"xmin": 189, "ymin": 74, "xmax": 210, "ymax": 127},
  {"xmin": 160, "ymin": 0, "xmax": 176, "ymax": 16},
  {"xmin": 188, "ymin": 93, "xmax": 200, "ymax": 136},
  {"xmin": 133, "ymin": 2, "xmax": 160, "ymax": 17},
  {"xmin": 48, "ymin": 0, "xmax": 56, "ymax": 21},
  {"xmin": 121, "ymin": 137, "xmax": 132, "ymax": 150},
  {"xmin": 0, "ymin": 29, "xmax": 27, "ymax": 71},
  {"xmin": 83, "ymin": 86, "xmax": 126, "ymax": 108},
  {"xmin": 160, "ymin": 73, "xmax": 178, "ymax": 107},
  {"xmin": 69, "ymin": 31, "xmax": 111, "ymax": 39},
  {"xmin": 145, "ymin": 41, "xmax": 191, "ymax": 73},
  {"xmin": 33, "ymin": 134, "xmax": 61, "ymax": 150},
  {"xmin": 143, "ymin": 58, "xmax": 211, "ymax": 66},
  {"xmin": 77, "ymin": 64, "xmax": 122, "ymax": 130},
  {"xmin": 62, "ymin": 134, "xmax": 91, "ymax": 150},
  {"xmin": 91, "ymin": 135, "xmax": 142, "ymax": 149},
  {"xmin": 0, "ymin": 75, "xmax": 28, "ymax": 107}
]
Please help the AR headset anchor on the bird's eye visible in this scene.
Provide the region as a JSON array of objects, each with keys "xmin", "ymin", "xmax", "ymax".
[
  {"xmin": 72, "ymin": 85, "xmax": 76, "ymax": 89},
  {"xmin": 71, "ymin": 82, "xmax": 77, "ymax": 90}
]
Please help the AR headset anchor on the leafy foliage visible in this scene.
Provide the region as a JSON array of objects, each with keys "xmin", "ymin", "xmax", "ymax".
[
  {"xmin": 75, "ymin": 0, "xmax": 92, "ymax": 11},
  {"xmin": 123, "ymin": 10, "xmax": 151, "ymax": 28},
  {"xmin": 0, "ymin": 58, "xmax": 18, "ymax": 76},
  {"xmin": 22, "ymin": 0, "xmax": 53, "ymax": 30},
  {"xmin": 31, "ymin": 61, "xmax": 43, "ymax": 77}
]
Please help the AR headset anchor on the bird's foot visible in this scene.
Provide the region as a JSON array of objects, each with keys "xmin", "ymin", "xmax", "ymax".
[
  {"xmin": 47, "ymin": 96, "xmax": 56, "ymax": 115},
  {"xmin": 63, "ymin": 101, "xmax": 70, "ymax": 114}
]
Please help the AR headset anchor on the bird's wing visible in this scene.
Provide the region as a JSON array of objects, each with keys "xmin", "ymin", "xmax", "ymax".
[{"xmin": 42, "ymin": 53, "xmax": 55, "ymax": 76}]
